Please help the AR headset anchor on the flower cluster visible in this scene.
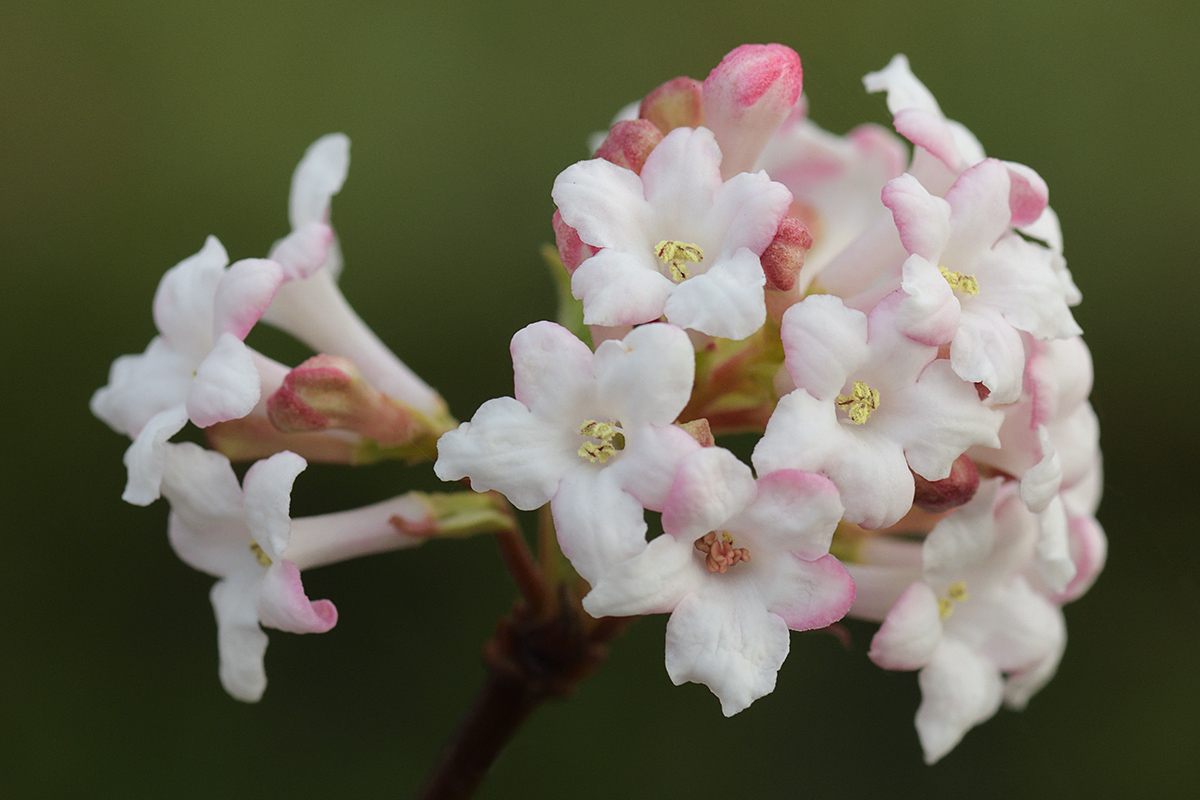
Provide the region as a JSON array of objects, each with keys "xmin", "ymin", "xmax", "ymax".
[
  {"xmin": 92, "ymin": 135, "xmax": 515, "ymax": 701},
  {"xmin": 443, "ymin": 45, "xmax": 1102, "ymax": 760},
  {"xmin": 92, "ymin": 43, "xmax": 1103, "ymax": 767}
]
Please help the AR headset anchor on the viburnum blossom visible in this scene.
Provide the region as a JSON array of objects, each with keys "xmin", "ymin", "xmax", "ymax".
[
  {"xmin": 848, "ymin": 480, "xmax": 1067, "ymax": 763},
  {"xmin": 583, "ymin": 447, "xmax": 852, "ymax": 714},
  {"xmin": 90, "ymin": 236, "xmax": 285, "ymax": 504},
  {"xmin": 753, "ymin": 292, "xmax": 1002, "ymax": 529},
  {"xmin": 553, "ymin": 126, "xmax": 792, "ymax": 340},
  {"xmin": 91, "ymin": 42, "xmax": 1106, "ymax": 784},
  {"xmin": 435, "ymin": 321, "xmax": 701, "ymax": 582}
]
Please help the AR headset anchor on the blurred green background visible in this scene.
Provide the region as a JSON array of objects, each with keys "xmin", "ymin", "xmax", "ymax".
[{"xmin": 3, "ymin": 0, "xmax": 1198, "ymax": 796}]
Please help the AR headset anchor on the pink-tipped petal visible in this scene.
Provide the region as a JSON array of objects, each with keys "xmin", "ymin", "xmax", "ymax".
[
  {"xmin": 869, "ymin": 581, "xmax": 942, "ymax": 670},
  {"xmin": 257, "ymin": 560, "xmax": 338, "ymax": 634},
  {"xmin": 767, "ymin": 554, "xmax": 856, "ymax": 631},
  {"xmin": 728, "ymin": 470, "xmax": 843, "ymax": 561},
  {"xmin": 606, "ymin": 424, "xmax": 701, "ymax": 511},
  {"xmin": 1002, "ymin": 161, "xmax": 1049, "ymax": 227},
  {"xmin": 661, "ymin": 447, "xmax": 757, "ymax": 542},
  {"xmin": 882, "ymin": 173, "xmax": 952, "ymax": 262},
  {"xmin": 268, "ymin": 221, "xmax": 334, "ymax": 281},
  {"xmin": 212, "ymin": 258, "xmax": 285, "ymax": 340}
]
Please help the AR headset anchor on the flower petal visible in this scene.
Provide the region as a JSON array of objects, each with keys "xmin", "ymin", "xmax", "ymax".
[
  {"xmin": 122, "ymin": 406, "xmax": 189, "ymax": 506},
  {"xmin": 605, "ymin": 423, "xmax": 701, "ymax": 511},
  {"xmin": 242, "ymin": 450, "xmax": 307, "ymax": 560},
  {"xmin": 212, "ymin": 258, "xmax": 285, "ymax": 340},
  {"xmin": 727, "ymin": 469, "xmax": 843, "ymax": 561},
  {"xmin": 582, "ymin": 534, "xmax": 699, "ymax": 617},
  {"xmin": 915, "ymin": 639, "xmax": 1004, "ymax": 764},
  {"xmin": 661, "ymin": 447, "xmax": 757, "ymax": 542},
  {"xmin": 869, "ymin": 581, "xmax": 942, "ymax": 670},
  {"xmin": 510, "ymin": 321, "xmax": 597, "ymax": 423},
  {"xmin": 662, "ymin": 247, "xmax": 767, "ymax": 340},
  {"xmin": 882, "ymin": 173, "xmax": 951, "ymax": 262},
  {"xmin": 593, "ymin": 322, "xmax": 694, "ymax": 428},
  {"xmin": 553, "ymin": 158, "xmax": 652, "ymax": 252},
  {"xmin": 152, "ymin": 236, "xmax": 229, "ymax": 350},
  {"xmin": 257, "ymin": 560, "xmax": 338, "ymax": 634},
  {"xmin": 434, "ymin": 397, "xmax": 575, "ymax": 511},
  {"xmin": 210, "ymin": 574, "xmax": 270, "ymax": 702},
  {"xmin": 186, "ymin": 333, "xmax": 262, "ymax": 428},
  {"xmin": 571, "ymin": 248, "xmax": 676, "ymax": 327},
  {"xmin": 664, "ymin": 586, "xmax": 790, "ymax": 716},
  {"xmin": 551, "ymin": 466, "xmax": 647, "ymax": 584},
  {"xmin": 289, "ymin": 133, "xmax": 350, "ymax": 229},
  {"xmin": 765, "ymin": 554, "xmax": 855, "ymax": 631},
  {"xmin": 779, "ymin": 294, "xmax": 868, "ymax": 401}
]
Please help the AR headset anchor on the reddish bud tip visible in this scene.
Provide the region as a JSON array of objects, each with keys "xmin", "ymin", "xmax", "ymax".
[
  {"xmin": 639, "ymin": 76, "xmax": 705, "ymax": 134},
  {"xmin": 552, "ymin": 210, "xmax": 598, "ymax": 275},
  {"xmin": 760, "ymin": 216, "xmax": 813, "ymax": 291},
  {"xmin": 912, "ymin": 454, "xmax": 980, "ymax": 512},
  {"xmin": 704, "ymin": 44, "xmax": 803, "ymax": 113},
  {"xmin": 594, "ymin": 118, "xmax": 664, "ymax": 175}
]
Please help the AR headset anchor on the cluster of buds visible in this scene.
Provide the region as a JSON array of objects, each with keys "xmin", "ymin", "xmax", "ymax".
[
  {"xmin": 441, "ymin": 45, "xmax": 1102, "ymax": 762},
  {"xmin": 91, "ymin": 43, "xmax": 1102, "ymax": 767}
]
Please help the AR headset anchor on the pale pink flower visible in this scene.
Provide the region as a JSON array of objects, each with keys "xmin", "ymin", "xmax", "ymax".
[
  {"xmin": 553, "ymin": 126, "xmax": 792, "ymax": 340},
  {"xmin": 162, "ymin": 443, "xmax": 428, "ymax": 701},
  {"xmin": 583, "ymin": 447, "xmax": 851, "ymax": 715},
  {"xmin": 90, "ymin": 236, "xmax": 285, "ymax": 504},
  {"xmin": 753, "ymin": 293, "xmax": 1002, "ymax": 529},
  {"xmin": 435, "ymin": 322, "xmax": 701, "ymax": 582}
]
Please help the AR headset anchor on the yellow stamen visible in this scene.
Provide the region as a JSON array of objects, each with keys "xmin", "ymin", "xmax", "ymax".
[
  {"xmin": 577, "ymin": 419, "xmax": 620, "ymax": 464},
  {"xmin": 938, "ymin": 581, "xmax": 969, "ymax": 619},
  {"xmin": 249, "ymin": 541, "xmax": 272, "ymax": 567},
  {"xmin": 835, "ymin": 380, "xmax": 880, "ymax": 425},
  {"xmin": 655, "ymin": 240, "xmax": 704, "ymax": 282},
  {"xmin": 939, "ymin": 266, "xmax": 980, "ymax": 296}
]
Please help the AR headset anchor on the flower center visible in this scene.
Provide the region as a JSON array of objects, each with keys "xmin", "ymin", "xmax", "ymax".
[
  {"xmin": 937, "ymin": 581, "xmax": 969, "ymax": 619},
  {"xmin": 249, "ymin": 541, "xmax": 273, "ymax": 567},
  {"xmin": 577, "ymin": 419, "xmax": 622, "ymax": 463},
  {"xmin": 836, "ymin": 380, "xmax": 880, "ymax": 425},
  {"xmin": 939, "ymin": 265, "xmax": 980, "ymax": 296},
  {"xmin": 694, "ymin": 530, "xmax": 751, "ymax": 573},
  {"xmin": 655, "ymin": 240, "xmax": 704, "ymax": 282}
]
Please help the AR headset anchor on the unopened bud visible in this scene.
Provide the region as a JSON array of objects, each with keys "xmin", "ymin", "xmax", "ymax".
[
  {"xmin": 760, "ymin": 217, "xmax": 813, "ymax": 292},
  {"xmin": 552, "ymin": 210, "xmax": 598, "ymax": 275},
  {"xmin": 639, "ymin": 76, "xmax": 705, "ymax": 133},
  {"xmin": 912, "ymin": 454, "xmax": 979, "ymax": 512},
  {"xmin": 268, "ymin": 355, "xmax": 429, "ymax": 449},
  {"xmin": 594, "ymin": 119, "xmax": 664, "ymax": 174},
  {"xmin": 206, "ymin": 416, "xmax": 357, "ymax": 464},
  {"xmin": 703, "ymin": 43, "xmax": 803, "ymax": 178}
]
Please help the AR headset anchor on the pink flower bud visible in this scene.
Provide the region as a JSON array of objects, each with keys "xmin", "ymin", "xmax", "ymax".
[
  {"xmin": 703, "ymin": 44, "xmax": 803, "ymax": 178},
  {"xmin": 552, "ymin": 210, "xmax": 598, "ymax": 275},
  {"xmin": 639, "ymin": 76, "xmax": 705, "ymax": 134},
  {"xmin": 912, "ymin": 453, "xmax": 980, "ymax": 512},
  {"xmin": 268, "ymin": 355, "xmax": 428, "ymax": 448},
  {"xmin": 593, "ymin": 118, "xmax": 664, "ymax": 174},
  {"xmin": 760, "ymin": 216, "xmax": 813, "ymax": 291}
]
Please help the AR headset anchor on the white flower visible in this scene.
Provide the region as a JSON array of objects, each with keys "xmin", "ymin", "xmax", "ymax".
[
  {"xmin": 583, "ymin": 447, "xmax": 852, "ymax": 715},
  {"xmin": 753, "ymin": 293, "xmax": 1002, "ymax": 529},
  {"xmin": 90, "ymin": 236, "xmax": 285, "ymax": 504},
  {"xmin": 162, "ymin": 443, "xmax": 429, "ymax": 701},
  {"xmin": 886, "ymin": 162, "xmax": 1081, "ymax": 404},
  {"xmin": 435, "ymin": 321, "xmax": 702, "ymax": 582},
  {"xmin": 552, "ymin": 126, "xmax": 793, "ymax": 340},
  {"xmin": 849, "ymin": 480, "xmax": 1065, "ymax": 763}
]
